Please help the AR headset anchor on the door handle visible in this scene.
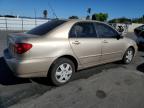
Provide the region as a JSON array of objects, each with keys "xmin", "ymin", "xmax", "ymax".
[
  {"xmin": 72, "ymin": 41, "xmax": 80, "ymax": 45},
  {"xmin": 103, "ymin": 40, "xmax": 108, "ymax": 43}
]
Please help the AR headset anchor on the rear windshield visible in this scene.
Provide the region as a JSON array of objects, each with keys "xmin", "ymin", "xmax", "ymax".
[
  {"xmin": 27, "ymin": 20, "xmax": 66, "ymax": 35},
  {"xmin": 138, "ymin": 25, "xmax": 144, "ymax": 30}
]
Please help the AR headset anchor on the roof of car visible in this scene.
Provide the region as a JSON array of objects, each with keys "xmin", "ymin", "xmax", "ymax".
[
  {"xmin": 67, "ymin": 19, "xmax": 104, "ymax": 23},
  {"xmin": 51, "ymin": 19, "xmax": 106, "ymax": 23},
  {"xmin": 58, "ymin": 19, "xmax": 110, "ymax": 27}
]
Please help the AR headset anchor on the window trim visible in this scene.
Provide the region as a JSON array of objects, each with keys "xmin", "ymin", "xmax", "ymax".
[{"xmin": 69, "ymin": 21, "xmax": 98, "ymax": 38}]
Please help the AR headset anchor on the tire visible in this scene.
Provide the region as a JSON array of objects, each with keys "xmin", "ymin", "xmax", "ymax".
[
  {"xmin": 122, "ymin": 47, "xmax": 134, "ymax": 64},
  {"xmin": 49, "ymin": 58, "xmax": 75, "ymax": 86}
]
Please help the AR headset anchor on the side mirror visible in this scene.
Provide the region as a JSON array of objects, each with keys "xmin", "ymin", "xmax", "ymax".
[{"xmin": 117, "ymin": 34, "xmax": 124, "ymax": 40}]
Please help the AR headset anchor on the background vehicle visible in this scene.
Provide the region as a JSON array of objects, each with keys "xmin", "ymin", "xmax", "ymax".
[
  {"xmin": 134, "ymin": 25, "xmax": 144, "ymax": 36},
  {"xmin": 134, "ymin": 25, "xmax": 144, "ymax": 49},
  {"xmin": 4, "ymin": 20, "xmax": 137, "ymax": 86}
]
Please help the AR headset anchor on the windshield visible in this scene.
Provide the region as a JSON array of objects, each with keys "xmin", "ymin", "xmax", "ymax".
[
  {"xmin": 138, "ymin": 25, "xmax": 144, "ymax": 30},
  {"xmin": 27, "ymin": 20, "xmax": 66, "ymax": 35}
]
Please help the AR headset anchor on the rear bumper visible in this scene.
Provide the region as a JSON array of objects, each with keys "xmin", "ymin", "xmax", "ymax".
[{"xmin": 3, "ymin": 49, "xmax": 54, "ymax": 78}]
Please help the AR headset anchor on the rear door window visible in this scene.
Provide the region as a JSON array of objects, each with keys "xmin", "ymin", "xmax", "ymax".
[
  {"xmin": 69, "ymin": 22, "xmax": 97, "ymax": 38},
  {"xmin": 138, "ymin": 25, "xmax": 144, "ymax": 30},
  {"xmin": 27, "ymin": 20, "xmax": 66, "ymax": 35}
]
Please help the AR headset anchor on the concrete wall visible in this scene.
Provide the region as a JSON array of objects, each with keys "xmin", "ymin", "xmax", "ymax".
[
  {"xmin": 128, "ymin": 23, "xmax": 143, "ymax": 32},
  {"xmin": 111, "ymin": 23, "xmax": 143, "ymax": 33},
  {"xmin": 0, "ymin": 17, "xmax": 49, "ymax": 31}
]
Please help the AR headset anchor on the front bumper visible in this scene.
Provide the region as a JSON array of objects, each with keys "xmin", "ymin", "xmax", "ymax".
[{"xmin": 3, "ymin": 49, "xmax": 54, "ymax": 78}]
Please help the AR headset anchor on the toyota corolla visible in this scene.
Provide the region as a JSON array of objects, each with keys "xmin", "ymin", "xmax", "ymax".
[{"xmin": 4, "ymin": 20, "xmax": 137, "ymax": 86}]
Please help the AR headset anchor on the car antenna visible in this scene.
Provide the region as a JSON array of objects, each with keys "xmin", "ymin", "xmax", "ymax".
[{"xmin": 47, "ymin": 2, "xmax": 58, "ymax": 19}]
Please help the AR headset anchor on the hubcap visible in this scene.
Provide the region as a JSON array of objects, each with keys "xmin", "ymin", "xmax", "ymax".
[
  {"xmin": 55, "ymin": 63, "xmax": 73, "ymax": 83},
  {"xmin": 125, "ymin": 50, "xmax": 133, "ymax": 63}
]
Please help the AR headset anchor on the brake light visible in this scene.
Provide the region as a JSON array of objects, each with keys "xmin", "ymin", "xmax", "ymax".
[{"xmin": 14, "ymin": 43, "xmax": 32, "ymax": 54}]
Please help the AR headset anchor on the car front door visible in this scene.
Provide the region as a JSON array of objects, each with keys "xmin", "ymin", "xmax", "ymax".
[
  {"xmin": 69, "ymin": 22, "xmax": 102, "ymax": 68},
  {"xmin": 94, "ymin": 23, "xmax": 125, "ymax": 63}
]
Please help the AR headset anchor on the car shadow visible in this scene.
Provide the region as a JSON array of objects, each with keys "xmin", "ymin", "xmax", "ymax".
[
  {"xmin": 31, "ymin": 77, "xmax": 53, "ymax": 86},
  {"xmin": 138, "ymin": 47, "xmax": 144, "ymax": 52},
  {"xmin": 137, "ymin": 63, "xmax": 144, "ymax": 73},
  {"xmin": 0, "ymin": 57, "xmax": 31, "ymax": 85},
  {"xmin": 32, "ymin": 62, "xmax": 123, "ymax": 86},
  {"xmin": 31, "ymin": 66, "xmax": 104, "ymax": 86},
  {"xmin": 137, "ymin": 55, "xmax": 144, "ymax": 73}
]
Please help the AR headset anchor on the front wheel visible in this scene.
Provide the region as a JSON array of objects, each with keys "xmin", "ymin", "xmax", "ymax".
[
  {"xmin": 49, "ymin": 58, "xmax": 75, "ymax": 86},
  {"xmin": 122, "ymin": 47, "xmax": 134, "ymax": 64}
]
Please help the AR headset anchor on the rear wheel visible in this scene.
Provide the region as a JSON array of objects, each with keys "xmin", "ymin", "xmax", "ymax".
[
  {"xmin": 49, "ymin": 58, "xmax": 75, "ymax": 86},
  {"xmin": 122, "ymin": 47, "xmax": 134, "ymax": 64}
]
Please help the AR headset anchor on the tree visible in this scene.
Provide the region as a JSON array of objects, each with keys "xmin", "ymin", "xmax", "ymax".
[
  {"xmin": 4, "ymin": 15, "xmax": 16, "ymax": 18},
  {"xmin": 107, "ymin": 15, "xmax": 144, "ymax": 24},
  {"xmin": 131, "ymin": 15, "xmax": 144, "ymax": 23},
  {"xmin": 132, "ymin": 17, "xmax": 144, "ymax": 23},
  {"xmin": 43, "ymin": 10, "xmax": 48, "ymax": 19},
  {"xmin": 109, "ymin": 17, "xmax": 132, "ymax": 23},
  {"xmin": 92, "ymin": 13, "xmax": 108, "ymax": 21},
  {"xmin": 69, "ymin": 16, "xmax": 79, "ymax": 19}
]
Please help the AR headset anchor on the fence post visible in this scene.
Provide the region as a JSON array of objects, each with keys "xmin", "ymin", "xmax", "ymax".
[
  {"xmin": 35, "ymin": 18, "xmax": 37, "ymax": 27},
  {"xmin": 22, "ymin": 18, "xmax": 23, "ymax": 32},
  {"xmin": 5, "ymin": 17, "xmax": 8, "ymax": 31}
]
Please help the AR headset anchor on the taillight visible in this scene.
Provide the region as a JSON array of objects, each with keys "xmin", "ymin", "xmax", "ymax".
[{"xmin": 14, "ymin": 43, "xmax": 32, "ymax": 54}]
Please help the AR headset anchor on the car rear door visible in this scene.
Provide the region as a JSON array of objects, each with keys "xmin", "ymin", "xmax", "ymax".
[
  {"xmin": 94, "ymin": 22, "xmax": 125, "ymax": 63},
  {"xmin": 138, "ymin": 31, "xmax": 144, "ymax": 44},
  {"xmin": 69, "ymin": 22, "xmax": 102, "ymax": 68}
]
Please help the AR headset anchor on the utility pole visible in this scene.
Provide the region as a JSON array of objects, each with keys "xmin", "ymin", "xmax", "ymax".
[
  {"xmin": 34, "ymin": 9, "xmax": 37, "ymax": 26},
  {"xmin": 86, "ymin": 8, "xmax": 91, "ymax": 20},
  {"xmin": 47, "ymin": 1, "xmax": 58, "ymax": 19}
]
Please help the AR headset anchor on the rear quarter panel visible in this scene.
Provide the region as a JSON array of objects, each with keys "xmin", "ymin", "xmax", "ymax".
[{"xmin": 23, "ymin": 37, "xmax": 79, "ymax": 62}]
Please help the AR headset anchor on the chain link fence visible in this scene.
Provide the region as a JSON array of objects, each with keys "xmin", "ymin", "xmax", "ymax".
[
  {"xmin": 0, "ymin": 17, "xmax": 49, "ymax": 31},
  {"xmin": 0, "ymin": 17, "xmax": 49, "ymax": 50}
]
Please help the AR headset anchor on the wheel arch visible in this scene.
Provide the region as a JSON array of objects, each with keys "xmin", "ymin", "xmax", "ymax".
[
  {"xmin": 128, "ymin": 46, "xmax": 135, "ymax": 54},
  {"xmin": 123, "ymin": 45, "xmax": 136, "ymax": 57},
  {"xmin": 48, "ymin": 55, "xmax": 79, "ymax": 76}
]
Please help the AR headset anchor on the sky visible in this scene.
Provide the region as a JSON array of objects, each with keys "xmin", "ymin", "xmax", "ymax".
[{"xmin": 0, "ymin": 0, "xmax": 144, "ymax": 20}]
